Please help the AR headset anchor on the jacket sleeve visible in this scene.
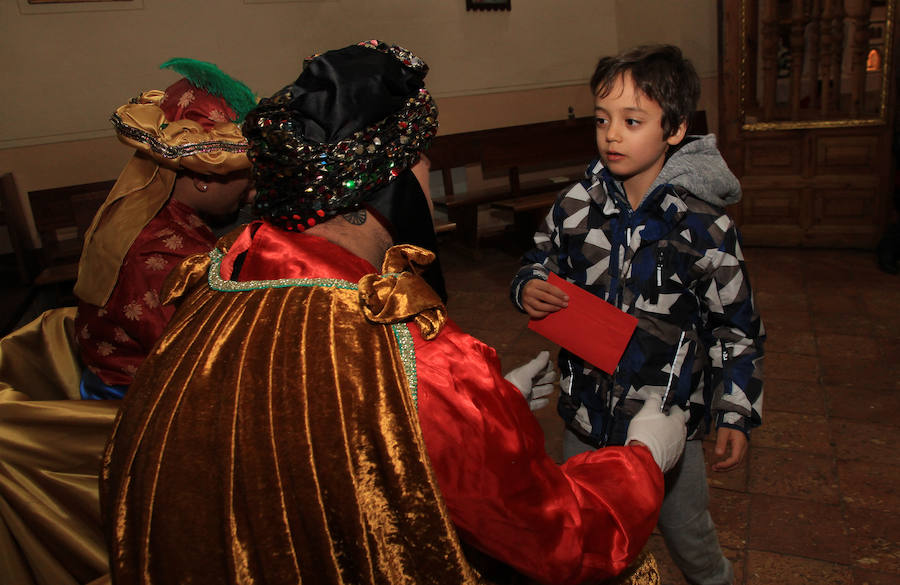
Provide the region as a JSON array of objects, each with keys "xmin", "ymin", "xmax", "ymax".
[
  {"xmin": 510, "ymin": 187, "xmax": 571, "ymax": 312},
  {"xmin": 414, "ymin": 321, "xmax": 664, "ymax": 585},
  {"xmin": 696, "ymin": 216, "xmax": 765, "ymax": 435}
]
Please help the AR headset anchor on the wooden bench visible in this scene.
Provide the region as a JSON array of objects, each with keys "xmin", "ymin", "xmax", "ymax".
[
  {"xmin": 0, "ymin": 175, "xmax": 114, "ymax": 332},
  {"xmin": 427, "ymin": 116, "xmax": 597, "ymax": 253},
  {"xmin": 440, "ymin": 110, "xmax": 710, "ymax": 251},
  {"xmin": 27, "ymin": 180, "xmax": 115, "ymax": 286},
  {"xmin": 2, "ymin": 175, "xmax": 115, "ymax": 288},
  {"xmin": 491, "ymin": 184, "xmax": 574, "ymax": 249}
]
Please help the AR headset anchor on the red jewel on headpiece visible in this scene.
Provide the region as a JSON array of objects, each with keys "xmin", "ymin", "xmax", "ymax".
[
  {"xmin": 293, "ymin": 214, "xmax": 301, "ymax": 220},
  {"xmin": 316, "ymin": 209, "xmax": 325, "ymax": 217},
  {"xmin": 307, "ymin": 218, "xmax": 316, "ymax": 226}
]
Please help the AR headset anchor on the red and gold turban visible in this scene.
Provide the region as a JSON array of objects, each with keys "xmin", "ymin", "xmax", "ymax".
[{"xmin": 75, "ymin": 59, "xmax": 257, "ymax": 306}]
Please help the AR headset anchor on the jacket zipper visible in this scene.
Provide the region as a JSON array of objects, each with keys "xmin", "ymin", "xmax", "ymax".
[
  {"xmin": 722, "ymin": 343, "xmax": 731, "ymax": 395},
  {"xmin": 660, "ymin": 330, "xmax": 686, "ymax": 411}
]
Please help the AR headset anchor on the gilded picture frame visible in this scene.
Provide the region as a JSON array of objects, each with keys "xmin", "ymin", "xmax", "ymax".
[{"xmin": 466, "ymin": 0, "xmax": 511, "ymax": 11}]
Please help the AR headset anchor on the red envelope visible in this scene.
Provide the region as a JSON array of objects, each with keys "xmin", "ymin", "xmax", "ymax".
[{"xmin": 527, "ymin": 272, "xmax": 638, "ymax": 374}]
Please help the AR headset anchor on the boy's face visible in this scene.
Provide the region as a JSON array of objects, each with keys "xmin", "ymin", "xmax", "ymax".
[{"xmin": 594, "ymin": 72, "xmax": 686, "ymax": 203}]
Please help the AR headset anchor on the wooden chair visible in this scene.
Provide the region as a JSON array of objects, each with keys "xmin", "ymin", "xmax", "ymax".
[
  {"xmin": 0, "ymin": 174, "xmax": 113, "ymax": 333},
  {"xmin": 0, "ymin": 173, "xmax": 34, "ymax": 286},
  {"xmin": 26, "ymin": 180, "xmax": 114, "ymax": 288},
  {"xmin": 0, "ymin": 173, "xmax": 40, "ymax": 334}
]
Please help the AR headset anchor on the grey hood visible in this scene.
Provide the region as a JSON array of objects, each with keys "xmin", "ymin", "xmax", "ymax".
[{"xmin": 649, "ymin": 133, "xmax": 742, "ymax": 207}]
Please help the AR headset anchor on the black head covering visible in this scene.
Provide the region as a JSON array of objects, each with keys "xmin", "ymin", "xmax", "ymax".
[{"xmin": 243, "ymin": 40, "xmax": 446, "ymax": 300}]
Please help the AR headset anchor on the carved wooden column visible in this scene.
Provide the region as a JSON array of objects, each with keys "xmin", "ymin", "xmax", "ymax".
[
  {"xmin": 820, "ymin": 0, "xmax": 835, "ymax": 114},
  {"xmin": 808, "ymin": 0, "xmax": 822, "ymax": 110},
  {"xmin": 761, "ymin": 0, "xmax": 780, "ymax": 119},
  {"xmin": 790, "ymin": 0, "xmax": 809, "ymax": 117},
  {"xmin": 828, "ymin": 0, "xmax": 846, "ymax": 111},
  {"xmin": 845, "ymin": 0, "xmax": 872, "ymax": 117}
]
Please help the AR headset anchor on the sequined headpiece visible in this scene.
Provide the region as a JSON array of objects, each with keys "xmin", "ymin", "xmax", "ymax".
[
  {"xmin": 110, "ymin": 58, "xmax": 256, "ymax": 175},
  {"xmin": 244, "ymin": 40, "xmax": 439, "ymax": 231}
]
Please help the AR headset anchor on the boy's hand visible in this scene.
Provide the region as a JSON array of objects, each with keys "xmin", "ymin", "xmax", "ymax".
[
  {"xmin": 711, "ymin": 428, "xmax": 748, "ymax": 472},
  {"xmin": 522, "ymin": 279, "xmax": 569, "ymax": 319}
]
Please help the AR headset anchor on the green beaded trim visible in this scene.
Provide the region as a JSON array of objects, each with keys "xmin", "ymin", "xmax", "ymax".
[
  {"xmin": 207, "ymin": 248, "xmax": 358, "ymax": 292},
  {"xmin": 390, "ymin": 323, "xmax": 417, "ymax": 405},
  {"xmin": 205, "ymin": 248, "xmax": 418, "ymax": 405}
]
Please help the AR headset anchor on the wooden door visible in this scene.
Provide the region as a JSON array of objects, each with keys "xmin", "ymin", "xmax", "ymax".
[{"xmin": 719, "ymin": 0, "xmax": 897, "ymax": 248}]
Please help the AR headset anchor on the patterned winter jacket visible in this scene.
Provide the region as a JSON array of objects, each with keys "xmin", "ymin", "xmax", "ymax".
[{"xmin": 511, "ymin": 135, "xmax": 765, "ymax": 445}]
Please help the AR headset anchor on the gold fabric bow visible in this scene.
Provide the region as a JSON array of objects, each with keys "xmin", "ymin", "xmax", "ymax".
[{"xmin": 358, "ymin": 245, "xmax": 447, "ymax": 340}]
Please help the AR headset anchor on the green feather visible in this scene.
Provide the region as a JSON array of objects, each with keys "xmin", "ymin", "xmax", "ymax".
[{"xmin": 160, "ymin": 57, "xmax": 257, "ymax": 123}]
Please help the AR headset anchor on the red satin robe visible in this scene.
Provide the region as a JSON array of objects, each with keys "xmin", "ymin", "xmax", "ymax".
[{"xmin": 227, "ymin": 222, "xmax": 664, "ymax": 585}]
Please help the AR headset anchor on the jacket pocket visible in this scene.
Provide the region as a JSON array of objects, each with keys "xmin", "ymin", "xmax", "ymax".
[
  {"xmin": 707, "ymin": 338, "xmax": 734, "ymax": 412},
  {"xmin": 637, "ymin": 241, "xmax": 681, "ymax": 310},
  {"xmin": 648, "ymin": 243, "xmax": 667, "ymax": 304}
]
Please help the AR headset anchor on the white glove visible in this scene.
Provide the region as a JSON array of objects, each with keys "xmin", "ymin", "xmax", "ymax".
[
  {"xmin": 625, "ymin": 395, "xmax": 691, "ymax": 473},
  {"xmin": 503, "ymin": 350, "xmax": 557, "ymax": 411}
]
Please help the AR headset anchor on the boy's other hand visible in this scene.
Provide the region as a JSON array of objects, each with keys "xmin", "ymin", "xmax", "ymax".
[
  {"xmin": 711, "ymin": 428, "xmax": 748, "ymax": 472},
  {"xmin": 522, "ymin": 279, "xmax": 569, "ymax": 319}
]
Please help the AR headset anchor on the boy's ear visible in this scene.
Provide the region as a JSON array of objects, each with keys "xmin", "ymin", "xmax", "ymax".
[{"xmin": 666, "ymin": 119, "xmax": 689, "ymax": 146}]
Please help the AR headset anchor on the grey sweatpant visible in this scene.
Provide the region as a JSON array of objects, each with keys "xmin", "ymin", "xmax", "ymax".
[{"xmin": 563, "ymin": 431, "xmax": 733, "ymax": 585}]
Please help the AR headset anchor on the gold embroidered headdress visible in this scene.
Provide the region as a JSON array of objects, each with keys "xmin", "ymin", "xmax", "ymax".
[{"xmin": 74, "ymin": 59, "xmax": 256, "ymax": 306}]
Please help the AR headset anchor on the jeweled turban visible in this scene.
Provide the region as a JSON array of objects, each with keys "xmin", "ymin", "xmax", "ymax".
[{"xmin": 244, "ymin": 40, "xmax": 439, "ymax": 231}]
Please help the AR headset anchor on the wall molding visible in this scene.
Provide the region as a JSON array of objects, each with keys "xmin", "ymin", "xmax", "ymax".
[{"xmin": 17, "ymin": 0, "xmax": 144, "ymax": 15}]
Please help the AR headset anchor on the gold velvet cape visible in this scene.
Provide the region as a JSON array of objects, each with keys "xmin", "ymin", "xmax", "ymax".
[{"xmin": 101, "ymin": 244, "xmax": 485, "ymax": 585}]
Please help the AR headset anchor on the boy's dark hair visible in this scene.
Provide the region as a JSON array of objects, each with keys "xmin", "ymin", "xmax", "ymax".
[{"xmin": 590, "ymin": 44, "xmax": 700, "ymax": 139}]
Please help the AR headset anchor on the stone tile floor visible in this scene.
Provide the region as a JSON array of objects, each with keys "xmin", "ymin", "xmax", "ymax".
[{"xmin": 440, "ymin": 235, "xmax": 900, "ymax": 585}]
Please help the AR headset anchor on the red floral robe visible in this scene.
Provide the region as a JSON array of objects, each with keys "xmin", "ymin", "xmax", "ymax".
[{"xmin": 75, "ymin": 198, "xmax": 215, "ymax": 387}]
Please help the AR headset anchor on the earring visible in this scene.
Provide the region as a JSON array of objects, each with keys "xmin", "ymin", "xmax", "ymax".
[{"xmin": 199, "ymin": 184, "xmax": 208, "ymax": 192}]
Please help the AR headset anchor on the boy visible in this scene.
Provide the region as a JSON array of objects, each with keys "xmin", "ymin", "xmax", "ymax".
[{"xmin": 510, "ymin": 45, "xmax": 765, "ymax": 585}]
